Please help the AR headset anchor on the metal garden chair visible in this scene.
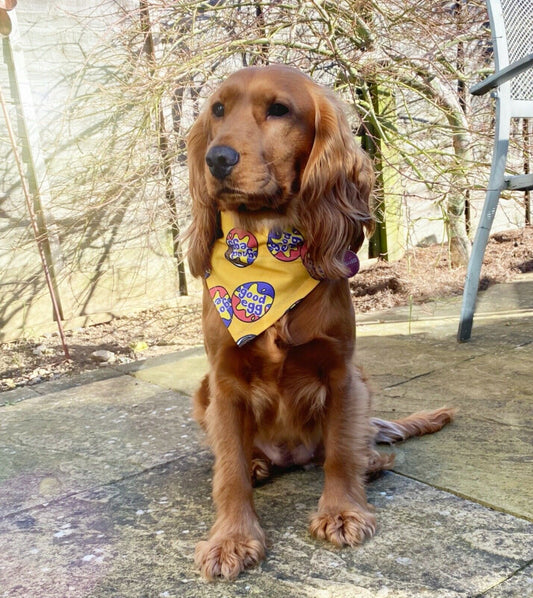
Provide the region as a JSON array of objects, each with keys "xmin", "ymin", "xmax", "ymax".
[{"xmin": 457, "ymin": 0, "xmax": 533, "ymax": 341}]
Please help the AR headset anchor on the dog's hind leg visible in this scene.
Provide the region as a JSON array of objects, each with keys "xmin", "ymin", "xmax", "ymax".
[{"xmin": 192, "ymin": 375, "xmax": 210, "ymax": 430}]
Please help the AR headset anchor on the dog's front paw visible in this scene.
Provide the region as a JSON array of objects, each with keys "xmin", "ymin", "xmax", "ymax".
[
  {"xmin": 195, "ymin": 533, "xmax": 266, "ymax": 581},
  {"xmin": 309, "ymin": 508, "xmax": 376, "ymax": 547}
]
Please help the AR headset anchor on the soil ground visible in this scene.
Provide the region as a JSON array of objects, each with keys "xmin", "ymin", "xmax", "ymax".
[{"xmin": 1, "ymin": 227, "xmax": 532, "ymax": 392}]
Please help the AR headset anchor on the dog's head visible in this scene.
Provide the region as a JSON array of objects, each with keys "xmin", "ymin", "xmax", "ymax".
[{"xmin": 186, "ymin": 65, "xmax": 374, "ymax": 279}]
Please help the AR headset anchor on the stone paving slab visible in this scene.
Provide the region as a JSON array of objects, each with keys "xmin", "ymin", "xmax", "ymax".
[
  {"xmin": 130, "ymin": 328, "xmax": 533, "ymax": 523},
  {"xmin": 356, "ymin": 273, "xmax": 533, "ymax": 340},
  {"xmin": 482, "ymin": 566, "xmax": 533, "ymax": 598},
  {"xmin": 0, "ymin": 375, "xmax": 199, "ymax": 518},
  {"xmin": 130, "ymin": 348, "xmax": 207, "ymax": 397},
  {"xmin": 357, "ymin": 332, "xmax": 532, "ymax": 521},
  {"xmin": 1, "ymin": 277, "xmax": 532, "ymax": 596},
  {"xmin": 0, "ymin": 367, "xmax": 123, "ymax": 407},
  {"xmin": 1, "ymin": 372, "xmax": 532, "ymax": 597},
  {"xmin": 0, "ymin": 422, "xmax": 531, "ymax": 597}
]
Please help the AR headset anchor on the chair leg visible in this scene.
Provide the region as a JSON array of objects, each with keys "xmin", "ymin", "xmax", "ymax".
[
  {"xmin": 458, "ymin": 98, "xmax": 510, "ymax": 342},
  {"xmin": 457, "ymin": 187, "xmax": 501, "ymax": 341}
]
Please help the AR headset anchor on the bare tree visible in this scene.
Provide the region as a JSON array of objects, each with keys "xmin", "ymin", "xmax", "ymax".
[{"xmin": 53, "ymin": 0, "xmax": 495, "ymax": 275}]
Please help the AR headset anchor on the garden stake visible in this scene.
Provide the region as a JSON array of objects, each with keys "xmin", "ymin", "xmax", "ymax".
[{"xmin": 0, "ymin": 83, "xmax": 70, "ymax": 360}]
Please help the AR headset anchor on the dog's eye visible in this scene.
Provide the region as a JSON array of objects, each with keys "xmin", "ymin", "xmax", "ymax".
[
  {"xmin": 267, "ymin": 102, "xmax": 289, "ymax": 118},
  {"xmin": 212, "ymin": 102, "xmax": 224, "ymax": 117}
]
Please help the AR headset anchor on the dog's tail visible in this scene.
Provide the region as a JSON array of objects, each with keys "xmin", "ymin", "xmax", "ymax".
[{"xmin": 371, "ymin": 407, "xmax": 456, "ymax": 444}]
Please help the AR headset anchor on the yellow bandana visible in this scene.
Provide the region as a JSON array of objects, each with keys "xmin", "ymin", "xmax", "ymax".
[{"xmin": 206, "ymin": 212, "xmax": 320, "ymax": 346}]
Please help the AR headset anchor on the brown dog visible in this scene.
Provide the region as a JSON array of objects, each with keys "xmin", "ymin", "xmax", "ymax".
[{"xmin": 185, "ymin": 65, "xmax": 454, "ymax": 580}]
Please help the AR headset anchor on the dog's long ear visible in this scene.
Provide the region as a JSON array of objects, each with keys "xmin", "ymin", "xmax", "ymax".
[
  {"xmin": 184, "ymin": 109, "xmax": 218, "ymax": 278},
  {"xmin": 299, "ymin": 86, "xmax": 374, "ymax": 279}
]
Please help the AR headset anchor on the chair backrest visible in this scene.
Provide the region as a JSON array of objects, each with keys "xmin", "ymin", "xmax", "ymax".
[{"xmin": 488, "ymin": 0, "xmax": 533, "ymax": 101}]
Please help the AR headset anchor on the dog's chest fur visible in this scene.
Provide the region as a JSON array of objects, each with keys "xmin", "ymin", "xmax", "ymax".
[
  {"xmin": 243, "ymin": 318, "xmax": 334, "ymax": 456},
  {"xmin": 202, "ymin": 277, "xmax": 355, "ymax": 463}
]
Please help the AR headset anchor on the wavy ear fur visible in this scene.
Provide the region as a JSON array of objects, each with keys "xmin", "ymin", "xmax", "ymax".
[
  {"xmin": 299, "ymin": 86, "xmax": 374, "ymax": 279},
  {"xmin": 184, "ymin": 110, "xmax": 218, "ymax": 278}
]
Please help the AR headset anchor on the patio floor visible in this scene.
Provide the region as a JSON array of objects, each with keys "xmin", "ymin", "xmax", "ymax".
[{"xmin": 1, "ymin": 274, "xmax": 532, "ymax": 597}]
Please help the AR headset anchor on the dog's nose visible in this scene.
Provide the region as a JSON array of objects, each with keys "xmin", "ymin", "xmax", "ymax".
[{"xmin": 205, "ymin": 145, "xmax": 240, "ymax": 180}]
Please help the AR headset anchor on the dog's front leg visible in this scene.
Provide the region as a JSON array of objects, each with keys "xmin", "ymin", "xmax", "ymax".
[
  {"xmin": 309, "ymin": 365, "xmax": 376, "ymax": 547},
  {"xmin": 195, "ymin": 377, "xmax": 266, "ymax": 581}
]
